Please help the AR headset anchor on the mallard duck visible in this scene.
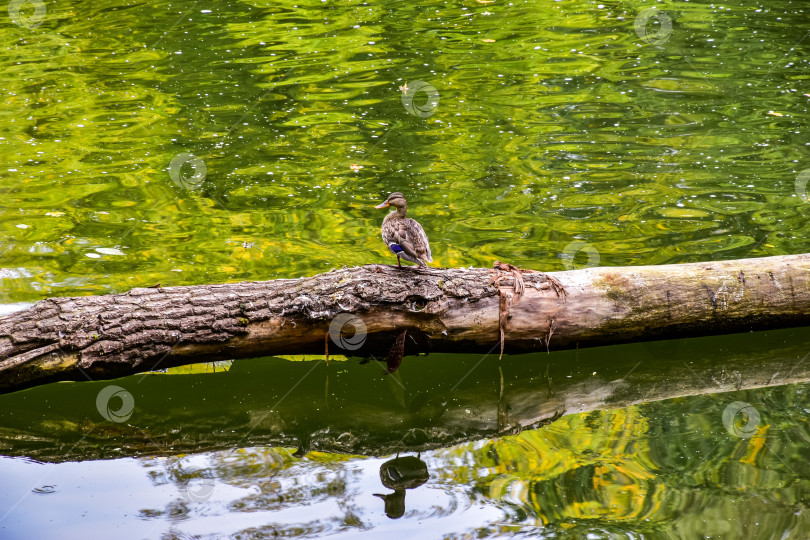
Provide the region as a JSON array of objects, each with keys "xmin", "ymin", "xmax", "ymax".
[{"xmin": 375, "ymin": 192, "xmax": 433, "ymax": 268}]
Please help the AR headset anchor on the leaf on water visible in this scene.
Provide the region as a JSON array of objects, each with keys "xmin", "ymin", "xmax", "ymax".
[
  {"xmin": 96, "ymin": 247, "xmax": 126, "ymax": 256},
  {"xmin": 658, "ymin": 207, "xmax": 710, "ymax": 219},
  {"xmin": 164, "ymin": 361, "xmax": 234, "ymax": 374}
]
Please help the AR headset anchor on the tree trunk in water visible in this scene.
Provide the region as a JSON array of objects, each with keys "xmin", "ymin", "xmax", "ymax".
[{"xmin": 1, "ymin": 253, "xmax": 809, "ymax": 394}]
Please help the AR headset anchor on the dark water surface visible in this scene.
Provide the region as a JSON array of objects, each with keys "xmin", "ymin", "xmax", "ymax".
[{"xmin": 2, "ymin": 0, "xmax": 810, "ymax": 538}]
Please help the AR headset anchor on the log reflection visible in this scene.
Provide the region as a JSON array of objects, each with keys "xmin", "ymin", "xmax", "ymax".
[{"xmin": 0, "ymin": 327, "xmax": 808, "ymax": 462}]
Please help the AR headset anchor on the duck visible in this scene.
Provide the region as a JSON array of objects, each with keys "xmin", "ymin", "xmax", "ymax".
[{"xmin": 375, "ymin": 192, "xmax": 433, "ymax": 268}]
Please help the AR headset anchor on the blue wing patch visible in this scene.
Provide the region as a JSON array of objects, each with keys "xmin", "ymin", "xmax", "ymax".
[{"xmin": 388, "ymin": 243, "xmax": 404, "ymax": 254}]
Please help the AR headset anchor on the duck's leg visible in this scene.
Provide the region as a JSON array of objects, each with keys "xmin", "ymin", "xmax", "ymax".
[{"xmin": 397, "ymin": 254, "xmax": 402, "ymax": 268}]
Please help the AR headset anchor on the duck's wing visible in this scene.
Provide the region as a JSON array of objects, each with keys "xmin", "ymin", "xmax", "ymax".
[
  {"xmin": 391, "ymin": 218, "xmax": 432, "ymax": 264},
  {"xmin": 411, "ymin": 219, "xmax": 432, "ymax": 263}
]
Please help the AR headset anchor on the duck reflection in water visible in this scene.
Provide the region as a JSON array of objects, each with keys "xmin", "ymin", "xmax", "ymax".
[{"xmin": 373, "ymin": 454, "xmax": 429, "ymax": 519}]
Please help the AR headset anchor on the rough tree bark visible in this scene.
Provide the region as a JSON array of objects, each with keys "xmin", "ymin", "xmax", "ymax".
[{"xmin": 1, "ymin": 253, "xmax": 809, "ymax": 394}]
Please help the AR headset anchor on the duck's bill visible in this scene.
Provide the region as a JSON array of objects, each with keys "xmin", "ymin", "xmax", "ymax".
[{"xmin": 374, "ymin": 201, "xmax": 390, "ymax": 209}]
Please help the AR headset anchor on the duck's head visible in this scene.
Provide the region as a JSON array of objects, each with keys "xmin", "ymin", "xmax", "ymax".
[{"xmin": 375, "ymin": 192, "xmax": 407, "ymax": 210}]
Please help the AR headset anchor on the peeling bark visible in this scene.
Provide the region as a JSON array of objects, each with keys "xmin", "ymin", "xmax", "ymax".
[{"xmin": 1, "ymin": 253, "xmax": 810, "ymax": 394}]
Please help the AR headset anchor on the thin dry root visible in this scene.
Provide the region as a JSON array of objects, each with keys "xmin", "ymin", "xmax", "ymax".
[
  {"xmin": 546, "ymin": 275, "xmax": 567, "ymax": 299},
  {"xmin": 499, "ymin": 291, "xmax": 512, "ymax": 360},
  {"xmin": 491, "ymin": 261, "xmax": 566, "ymax": 359},
  {"xmin": 544, "ymin": 316, "xmax": 556, "ymax": 353},
  {"xmin": 492, "ymin": 261, "xmax": 527, "ymax": 296}
]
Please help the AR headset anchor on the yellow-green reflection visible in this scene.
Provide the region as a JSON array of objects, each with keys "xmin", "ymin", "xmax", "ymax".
[{"xmin": 435, "ymin": 382, "xmax": 808, "ymax": 537}]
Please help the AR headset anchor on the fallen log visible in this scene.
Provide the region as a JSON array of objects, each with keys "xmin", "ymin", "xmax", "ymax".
[{"xmin": 1, "ymin": 253, "xmax": 809, "ymax": 394}]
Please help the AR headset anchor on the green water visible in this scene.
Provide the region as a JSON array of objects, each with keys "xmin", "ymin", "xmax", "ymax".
[
  {"xmin": 2, "ymin": 0, "xmax": 810, "ymax": 300},
  {"xmin": 2, "ymin": 0, "xmax": 810, "ymax": 537}
]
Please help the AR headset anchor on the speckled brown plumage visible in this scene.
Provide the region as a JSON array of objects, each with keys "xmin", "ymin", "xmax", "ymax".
[{"xmin": 375, "ymin": 192, "xmax": 433, "ymax": 268}]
